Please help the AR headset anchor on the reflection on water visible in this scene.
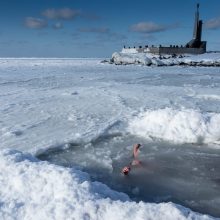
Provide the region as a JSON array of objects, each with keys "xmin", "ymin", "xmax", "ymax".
[{"xmin": 37, "ymin": 134, "xmax": 220, "ymax": 217}]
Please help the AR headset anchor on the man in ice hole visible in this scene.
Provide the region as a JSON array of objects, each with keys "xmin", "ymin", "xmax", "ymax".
[{"xmin": 122, "ymin": 143, "xmax": 141, "ymax": 175}]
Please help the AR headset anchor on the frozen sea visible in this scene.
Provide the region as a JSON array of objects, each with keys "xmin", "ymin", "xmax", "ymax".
[{"xmin": 0, "ymin": 58, "xmax": 220, "ymax": 219}]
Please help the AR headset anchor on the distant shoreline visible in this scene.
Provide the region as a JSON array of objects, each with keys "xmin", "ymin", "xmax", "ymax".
[{"xmin": 103, "ymin": 52, "xmax": 220, "ymax": 67}]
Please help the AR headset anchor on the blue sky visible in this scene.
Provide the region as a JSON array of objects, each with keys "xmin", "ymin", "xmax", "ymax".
[{"xmin": 0, "ymin": 0, "xmax": 220, "ymax": 57}]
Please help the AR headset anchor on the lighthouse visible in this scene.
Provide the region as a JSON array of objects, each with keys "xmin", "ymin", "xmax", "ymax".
[{"xmin": 186, "ymin": 3, "xmax": 207, "ymax": 50}]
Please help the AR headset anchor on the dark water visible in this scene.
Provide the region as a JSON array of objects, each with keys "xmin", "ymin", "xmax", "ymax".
[{"xmin": 37, "ymin": 134, "xmax": 220, "ymax": 217}]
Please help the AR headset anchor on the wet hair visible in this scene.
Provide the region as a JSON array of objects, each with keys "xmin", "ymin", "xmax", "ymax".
[{"xmin": 122, "ymin": 166, "xmax": 131, "ymax": 175}]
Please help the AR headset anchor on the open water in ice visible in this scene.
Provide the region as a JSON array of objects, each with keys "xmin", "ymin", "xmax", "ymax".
[{"xmin": 38, "ymin": 134, "xmax": 220, "ymax": 217}]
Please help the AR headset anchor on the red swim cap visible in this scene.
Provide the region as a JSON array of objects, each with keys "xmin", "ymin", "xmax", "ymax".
[{"xmin": 122, "ymin": 166, "xmax": 131, "ymax": 175}]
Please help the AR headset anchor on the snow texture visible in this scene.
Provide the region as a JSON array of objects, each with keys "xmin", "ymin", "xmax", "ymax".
[
  {"xmin": 111, "ymin": 52, "xmax": 220, "ymax": 66},
  {"xmin": 0, "ymin": 58, "xmax": 220, "ymax": 219},
  {"xmin": 128, "ymin": 108, "xmax": 220, "ymax": 144}
]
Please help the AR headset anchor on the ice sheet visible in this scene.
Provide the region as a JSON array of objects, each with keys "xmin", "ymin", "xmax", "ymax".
[{"xmin": 0, "ymin": 58, "xmax": 220, "ymax": 219}]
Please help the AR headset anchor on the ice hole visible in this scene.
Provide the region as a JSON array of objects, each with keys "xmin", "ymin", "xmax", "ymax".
[{"xmin": 37, "ymin": 134, "xmax": 220, "ymax": 217}]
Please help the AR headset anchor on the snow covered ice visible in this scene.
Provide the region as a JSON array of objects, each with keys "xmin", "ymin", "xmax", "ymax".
[
  {"xmin": 0, "ymin": 58, "xmax": 220, "ymax": 219},
  {"xmin": 128, "ymin": 108, "xmax": 220, "ymax": 144},
  {"xmin": 111, "ymin": 52, "xmax": 220, "ymax": 67}
]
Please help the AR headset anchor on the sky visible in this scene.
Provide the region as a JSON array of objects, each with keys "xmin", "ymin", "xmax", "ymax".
[{"xmin": 0, "ymin": 0, "xmax": 220, "ymax": 57}]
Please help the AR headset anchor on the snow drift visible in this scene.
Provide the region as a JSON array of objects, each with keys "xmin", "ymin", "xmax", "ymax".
[
  {"xmin": 0, "ymin": 149, "xmax": 215, "ymax": 220},
  {"xmin": 128, "ymin": 108, "xmax": 220, "ymax": 144}
]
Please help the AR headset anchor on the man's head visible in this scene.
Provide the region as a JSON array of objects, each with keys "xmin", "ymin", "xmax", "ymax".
[{"xmin": 122, "ymin": 166, "xmax": 131, "ymax": 175}]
